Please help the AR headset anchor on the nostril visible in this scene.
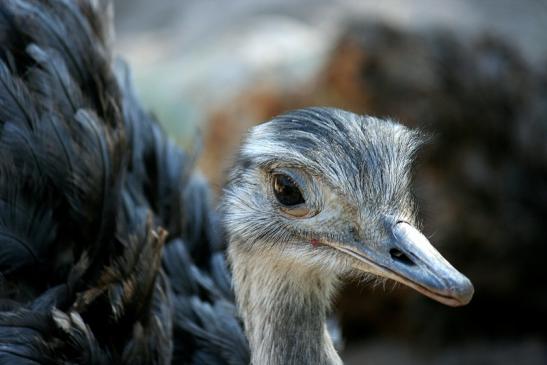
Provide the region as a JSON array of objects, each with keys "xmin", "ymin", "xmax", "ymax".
[{"xmin": 390, "ymin": 248, "xmax": 415, "ymax": 266}]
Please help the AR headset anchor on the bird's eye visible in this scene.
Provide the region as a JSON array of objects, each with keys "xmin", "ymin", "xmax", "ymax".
[{"xmin": 272, "ymin": 174, "xmax": 305, "ymax": 207}]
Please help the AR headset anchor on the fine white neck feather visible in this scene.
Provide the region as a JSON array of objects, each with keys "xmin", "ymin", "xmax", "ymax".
[{"xmin": 229, "ymin": 242, "xmax": 342, "ymax": 365}]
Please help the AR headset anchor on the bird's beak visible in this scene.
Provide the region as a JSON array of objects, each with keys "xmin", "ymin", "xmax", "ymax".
[{"xmin": 327, "ymin": 219, "xmax": 474, "ymax": 307}]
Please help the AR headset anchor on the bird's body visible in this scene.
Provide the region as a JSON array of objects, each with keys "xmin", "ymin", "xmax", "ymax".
[{"xmin": 0, "ymin": 1, "xmax": 473, "ymax": 364}]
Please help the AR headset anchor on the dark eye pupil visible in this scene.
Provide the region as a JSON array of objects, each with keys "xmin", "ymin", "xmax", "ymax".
[{"xmin": 273, "ymin": 174, "xmax": 305, "ymax": 206}]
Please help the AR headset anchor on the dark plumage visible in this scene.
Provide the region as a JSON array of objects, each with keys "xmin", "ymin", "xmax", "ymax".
[
  {"xmin": 0, "ymin": 1, "xmax": 241, "ymax": 363},
  {"xmin": 0, "ymin": 1, "xmax": 472, "ymax": 364}
]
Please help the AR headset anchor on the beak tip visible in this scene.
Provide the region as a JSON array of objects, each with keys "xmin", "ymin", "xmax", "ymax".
[
  {"xmin": 458, "ymin": 278, "xmax": 475, "ymax": 305},
  {"xmin": 447, "ymin": 275, "xmax": 474, "ymax": 307}
]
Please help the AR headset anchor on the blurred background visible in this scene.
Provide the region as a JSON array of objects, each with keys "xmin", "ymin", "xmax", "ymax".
[{"xmin": 113, "ymin": 0, "xmax": 547, "ymax": 364}]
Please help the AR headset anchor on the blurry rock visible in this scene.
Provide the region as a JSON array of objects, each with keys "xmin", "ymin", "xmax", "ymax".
[{"xmin": 343, "ymin": 338, "xmax": 547, "ymax": 365}]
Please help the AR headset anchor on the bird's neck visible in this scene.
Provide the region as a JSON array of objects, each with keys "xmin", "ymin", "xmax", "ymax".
[{"xmin": 229, "ymin": 244, "xmax": 342, "ymax": 365}]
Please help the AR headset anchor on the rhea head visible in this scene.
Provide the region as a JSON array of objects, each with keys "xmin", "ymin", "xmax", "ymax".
[{"xmin": 223, "ymin": 107, "xmax": 473, "ymax": 364}]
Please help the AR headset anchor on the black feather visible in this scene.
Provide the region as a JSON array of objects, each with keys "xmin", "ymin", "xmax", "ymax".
[
  {"xmin": 0, "ymin": 166, "xmax": 56, "ymax": 277},
  {"xmin": 0, "ymin": 58, "xmax": 39, "ymax": 131},
  {"xmin": 26, "ymin": 44, "xmax": 85, "ymax": 116}
]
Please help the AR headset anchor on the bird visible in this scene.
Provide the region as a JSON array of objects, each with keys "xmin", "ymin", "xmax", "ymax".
[{"xmin": 0, "ymin": 1, "xmax": 474, "ymax": 364}]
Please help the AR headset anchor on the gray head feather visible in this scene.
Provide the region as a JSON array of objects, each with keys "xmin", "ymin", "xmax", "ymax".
[{"xmin": 223, "ymin": 107, "xmax": 425, "ymax": 257}]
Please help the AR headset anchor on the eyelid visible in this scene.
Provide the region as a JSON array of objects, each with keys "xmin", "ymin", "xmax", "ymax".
[
  {"xmin": 280, "ymin": 204, "xmax": 310, "ymax": 218},
  {"xmin": 273, "ymin": 168, "xmax": 307, "ymax": 192}
]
